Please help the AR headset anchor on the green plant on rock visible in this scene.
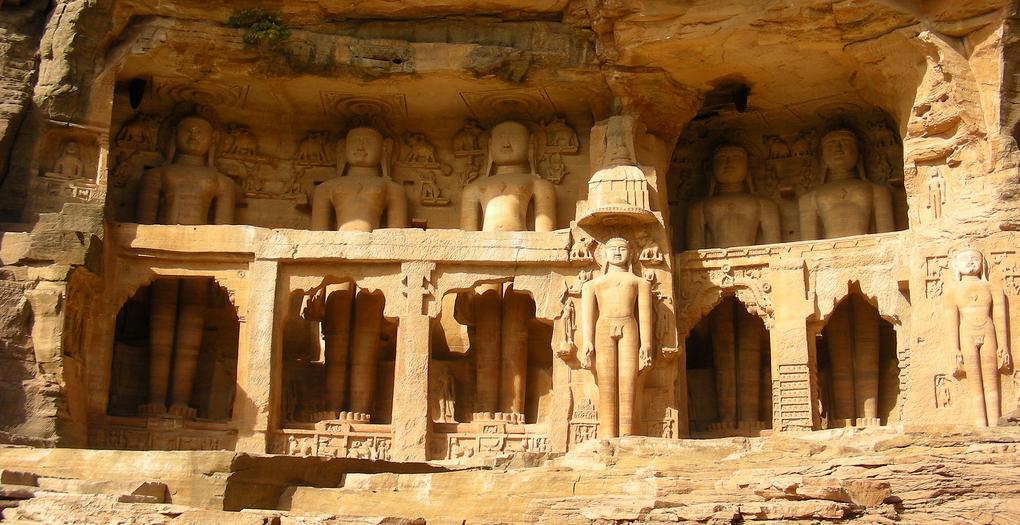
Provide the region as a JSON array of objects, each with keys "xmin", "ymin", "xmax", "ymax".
[{"xmin": 227, "ymin": 8, "xmax": 290, "ymax": 47}]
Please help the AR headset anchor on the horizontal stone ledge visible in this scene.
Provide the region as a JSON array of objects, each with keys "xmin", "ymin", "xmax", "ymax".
[
  {"xmin": 113, "ymin": 223, "xmax": 573, "ymax": 264},
  {"xmin": 675, "ymin": 231, "xmax": 907, "ymax": 268}
]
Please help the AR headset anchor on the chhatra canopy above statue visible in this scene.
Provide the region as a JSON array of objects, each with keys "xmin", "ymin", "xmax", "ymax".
[{"xmin": 578, "ymin": 115, "xmax": 657, "ymax": 227}]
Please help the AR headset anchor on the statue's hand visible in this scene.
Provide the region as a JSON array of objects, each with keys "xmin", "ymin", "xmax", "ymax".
[
  {"xmin": 639, "ymin": 344, "xmax": 654, "ymax": 371},
  {"xmin": 579, "ymin": 343, "xmax": 595, "ymax": 369},
  {"xmin": 953, "ymin": 350, "xmax": 965, "ymax": 379},
  {"xmin": 999, "ymin": 346, "xmax": 1013, "ymax": 373}
]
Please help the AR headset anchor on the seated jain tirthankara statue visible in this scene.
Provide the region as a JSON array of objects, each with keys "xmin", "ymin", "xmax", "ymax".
[
  {"xmin": 311, "ymin": 126, "xmax": 407, "ymax": 232},
  {"xmin": 580, "ymin": 238, "xmax": 654, "ymax": 438},
  {"xmin": 686, "ymin": 145, "xmax": 780, "ymax": 249},
  {"xmin": 946, "ymin": 249, "xmax": 1012, "ymax": 427},
  {"xmin": 801, "ymin": 129, "xmax": 894, "ymax": 427},
  {"xmin": 135, "ymin": 114, "xmax": 239, "ymax": 418},
  {"xmin": 458, "ymin": 121, "xmax": 556, "ymax": 421}
]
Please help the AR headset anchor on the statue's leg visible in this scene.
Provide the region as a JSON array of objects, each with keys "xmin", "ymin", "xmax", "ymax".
[
  {"xmin": 145, "ymin": 279, "xmax": 179, "ymax": 414},
  {"xmin": 826, "ymin": 303, "xmax": 855, "ymax": 424},
  {"xmin": 736, "ymin": 309, "xmax": 762, "ymax": 426},
  {"xmin": 963, "ymin": 337, "xmax": 987, "ymax": 426},
  {"xmin": 710, "ymin": 304, "xmax": 737, "ymax": 427},
  {"xmin": 595, "ymin": 320, "xmax": 619, "ymax": 439},
  {"xmin": 851, "ymin": 296, "xmax": 880, "ymax": 424},
  {"xmin": 169, "ymin": 278, "xmax": 209, "ymax": 415},
  {"xmin": 499, "ymin": 288, "xmax": 530, "ymax": 416},
  {"xmin": 980, "ymin": 326, "xmax": 1001, "ymax": 426},
  {"xmin": 323, "ymin": 283, "xmax": 354, "ymax": 413},
  {"xmin": 348, "ymin": 291, "xmax": 386, "ymax": 418},
  {"xmin": 473, "ymin": 284, "xmax": 502, "ymax": 416},
  {"xmin": 617, "ymin": 318, "xmax": 640, "ymax": 436}
]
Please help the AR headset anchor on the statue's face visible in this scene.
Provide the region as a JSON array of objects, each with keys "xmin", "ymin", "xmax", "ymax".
[
  {"xmin": 955, "ymin": 250, "xmax": 983, "ymax": 277},
  {"xmin": 345, "ymin": 127, "xmax": 384, "ymax": 167},
  {"xmin": 175, "ymin": 117, "xmax": 213, "ymax": 156},
  {"xmin": 605, "ymin": 239, "xmax": 631, "ymax": 267},
  {"xmin": 821, "ymin": 131, "xmax": 859, "ymax": 173},
  {"xmin": 489, "ymin": 121, "xmax": 530, "ymax": 166},
  {"xmin": 712, "ymin": 146, "xmax": 748, "ymax": 185},
  {"xmin": 64, "ymin": 142, "xmax": 80, "ymax": 155}
]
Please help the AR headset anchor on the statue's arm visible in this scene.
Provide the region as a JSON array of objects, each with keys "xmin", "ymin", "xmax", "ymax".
[
  {"xmin": 638, "ymin": 277, "xmax": 654, "ymax": 369},
  {"xmin": 310, "ymin": 184, "xmax": 332, "ymax": 231},
  {"xmin": 993, "ymin": 285, "xmax": 1011, "ymax": 370},
  {"xmin": 873, "ymin": 184, "xmax": 895, "ymax": 233},
  {"xmin": 759, "ymin": 198, "xmax": 782, "ymax": 244},
  {"xmin": 460, "ymin": 185, "xmax": 480, "ymax": 231},
  {"xmin": 387, "ymin": 182, "xmax": 408, "ymax": 228},
  {"xmin": 686, "ymin": 202, "xmax": 705, "ymax": 249},
  {"xmin": 213, "ymin": 176, "xmax": 237, "ymax": 225},
  {"xmin": 533, "ymin": 179, "xmax": 557, "ymax": 232},
  {"xmin": 580, "ymin": 281, "xmax": 597, "ymax": 368},
  {"xmin": 136, "ymin": 168, "xmax": 162, "ymax": 224},
  {"xmin": 798, "ymin": 193, "xmax": 819, "ymax": 240},
  {"xmin": 944, "ymin": 290, "xmax": 963, "ymax": 375}
]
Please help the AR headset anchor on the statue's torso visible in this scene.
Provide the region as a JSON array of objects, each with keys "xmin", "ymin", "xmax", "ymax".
[
  {"xmin": 161, "ymin": 166, "xmax": 224, "ymax": 225},
  {"xmin": 955, "ymin": 281, "xmax": 995, "ymax": 334},
  {"xmin": 326, "ymin": 175, "xmax": 390, "ymax": 232},
  {"xmin": 812, "ymin": 179, "xmax": 876, "ymax": 238},
  {"xmin": 474, "ymin": 174, "xmax": 536, "ymax": 232},
  {"xmin": 703, "ymin": 193, "xmax": 763, "ymax": 248},
  {"xmin": 592, "ymin": 272, "xmax": 640, "ymax": 319}
]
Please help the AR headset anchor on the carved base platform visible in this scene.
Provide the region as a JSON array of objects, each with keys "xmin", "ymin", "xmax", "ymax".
[
  {"xmin": 88, "ymin": 416, "xmax": 236, "ymax": 451},
  {"xmin": 275, "ymin": 423, "xmax": 392, "ymax": 460},
  {"xmin": 430, "ymin": 421, "xmax": 549, "ymax": 461}
]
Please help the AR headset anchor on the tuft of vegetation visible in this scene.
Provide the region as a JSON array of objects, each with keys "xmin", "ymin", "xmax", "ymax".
[{"xmin": 227, "ymin": 8, "xmax": 290, "ymax": 47}]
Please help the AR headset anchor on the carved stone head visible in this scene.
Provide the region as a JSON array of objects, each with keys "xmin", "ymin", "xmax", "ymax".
[
  {"xmin": 488, "ymin": 120, "xmax": 531, "ymax": 167},
  {"xmin": 953, "ymin": 248, "xmax": 988, "ymax": 281},
  {"xmin": 602, "ymin": 237, "xmax": 633, "ymax": 272},
  {"xmin": 175, "ymin": 115, "xmax": 214, "ymax": 157},
  {"xmin": 820, "ymin": 129, "xmax": 862, "ymax": 179},
  {"xmin": 345, "ymin": 127, "xmax": 385, "ymax": 168}
]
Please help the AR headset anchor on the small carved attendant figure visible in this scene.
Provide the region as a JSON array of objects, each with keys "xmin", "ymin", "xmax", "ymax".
[
  {"xmin": 459, "ymin": 121, "xmax": 556, "ymax": 420},
  {"xmin": 927, "ymin": 167, "xmax": 946, "ymax": 221},
  {"xmin": 946, "ymin": 248, "xmax": 1012, "ymax": 426},
  {"xmin": 134, "ymin": 114, "xmax": 239, "ymax": 418},
  {"xmin": 687, "ymin": 145, "xmax": 780, "ymax": 249},
  {"xmin": 580, "ymin": 238, "xmax": 654, "ymax": 438},
  {"xmin": 798, "ymin": 129, "xmax": 894, "ymax": 240},
  {"xmin": 311, "ymin": 126, "xmax": 407, "ymax": 232},
  {"xmin": 53, "ymin": 142, "xmax": 84, "ymax": 179}
]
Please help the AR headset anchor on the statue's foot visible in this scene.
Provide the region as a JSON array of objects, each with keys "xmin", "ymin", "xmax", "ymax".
[
  {"xmin": 829, "ymin": 418, "xmax": 854, "ymax": 429},
  {"xmin": 472, "ymin": 411, "xmax": 494, "ymax": 422},
  {"xmin": 138, "ymin": 403, "xmax": 166, "ymax": 417},
  {"xmin": 855, "ymin": 417, "xmax": 881, "ymax": 428},
  {"xmin": 493, "ymin": 412, "xmax": 524, "ymax": 424},
  {"xmin": 337, "ymin": 411, "xmax": 371, "ymax": 422},
  {"xmin": 310, "ymin": 410, "xmax": 337, "ymax": 422},
  {"xmin": 167, "ymin": 404, "xmax": 197, "ymax": 418}
]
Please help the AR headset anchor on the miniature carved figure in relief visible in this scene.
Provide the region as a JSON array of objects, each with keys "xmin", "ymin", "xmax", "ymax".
[
  {"xmin": 946, "ymin": 249, "xmax": 1012, "ymax": 426},
  {"xmin": 402, "ymin": 133, "xmax": 438, "ymax": 165},
  {"xmin": 134, "ymin": 115, "xmax": 239, "ymax": 418},
  {"xmin": 303, "ymin": 284, "xmax": 386, "ymax": 421},
  {"xmin": 798, "ymin": 129, "xmax": 894, "ymax": 240},
  {"xmin": 431, "ymin": 367, "xmax": 457, "ymax": 423},
  {"xmin": 927, "ymin": 167, "xmax": 946, "ymax": 221},
  {"xmin": 221, "ymin": 124, "xmax": 258, "ymax": 158},
  {"xmin": 570, "ymin": 232, "xmax": 594, "ymax": 260},
  {"xmin": 580, "ymin": 238, "xmax": 654, "ymax": 438},
  {"xmin": 687, "ymin": 145, "xmax": 781, "ymax": 249},
  {"xmin": 452, "ymin": 120, "xmax": 486, "ymax": 186},
  {"xmin": 457, "ymin": 121, "xmax": 555, "ymax": 421},
  {"xmin": 296, "ymin": 131, "xmax": 332, "ymax": 164},
  {"xmin": 311, "ymin": 126, "xmax": 407, "ymax": 232}
]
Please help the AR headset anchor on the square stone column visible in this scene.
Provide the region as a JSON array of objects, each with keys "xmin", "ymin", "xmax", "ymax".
[
  {"xmin": 767, "ymin": 263, "xmax": 819, "ymax": 432},
  {"xmin": 234, "ymin": 260, "xmax": 278, "ymax": 453},
  {"xmin": 389, "ymin": 261, "xmax": 436, "ymax": 462}
]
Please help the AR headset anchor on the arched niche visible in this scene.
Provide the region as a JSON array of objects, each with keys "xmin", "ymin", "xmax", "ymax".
[
  {"xmin": 812, "ymin": 287, "xmax": 901, "ymax": 428},
  {"xmin": 107, "ymin": 277, "xmax": 239, "ymax": 421},
  {"xmin": 430, "ymin": 281, "xmax": 553, "ymax": 427},
  {"xmin": 685, "ymin": 296, "xmax": 772, "ymax": 437},
  {"xmin": 279, "ymin": 277, "xmax": 398, "ymax": 426}
]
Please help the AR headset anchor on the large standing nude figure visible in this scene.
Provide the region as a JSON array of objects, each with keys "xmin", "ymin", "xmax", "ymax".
[
  {"xmin": 459, "ymin": 121, "xmax": 557, "ymax": 418},
  {"xmin": 306, "ymin": 127, "xmax": 407, "ymax": 419},
  {"xmin": 687, "ymin": 145, "xmax": 780, "ymax": 430},
  {"xmin": 136, "ymin": 114, "xmax": 238, "ymax": 417},
  {"xmin": 580, "ymin": 238, "xmax": 654, "ymax": 438},
  {"xmin": 946, "ymin": 249, "xmax": 1012, "ymax": 426},
  {"xmin": 800, "ymin": 129, "xmax": 894, "ymax": 426}
]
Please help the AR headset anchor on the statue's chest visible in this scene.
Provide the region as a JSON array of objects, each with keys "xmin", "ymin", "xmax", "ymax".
[
  {"xmin": 959, "ymin": 284, "xmax": 992, "ymax": 307},
  {"xmin": 479, "ymin": 179, "xmax": 531, "ymax": 201},
  {"xmin": 705, "ymin": 196, "xmax": 758, "ymax": 223},
  {"xmin": 164, "ymin": 170, "xmax": 216, "ymax": 195},
  {"xmin": 335, "ymin": 180, "xmax": 386, "ymax": 204},
  {"xmin": 815, "ymin": 182, "xmax": 871, "ymax": 209}
]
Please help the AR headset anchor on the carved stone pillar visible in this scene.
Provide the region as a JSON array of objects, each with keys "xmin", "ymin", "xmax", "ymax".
[
  {"xmin": 235, "ymin": 260, "xmax": 277, "ymax": 453},
  {"xmin": 390, "ymin": 261, "xmax": 436, "ymax": 462},
  {"xmin": 767, "ymin": 264, "xmax": 819, "ymax": 432}
]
